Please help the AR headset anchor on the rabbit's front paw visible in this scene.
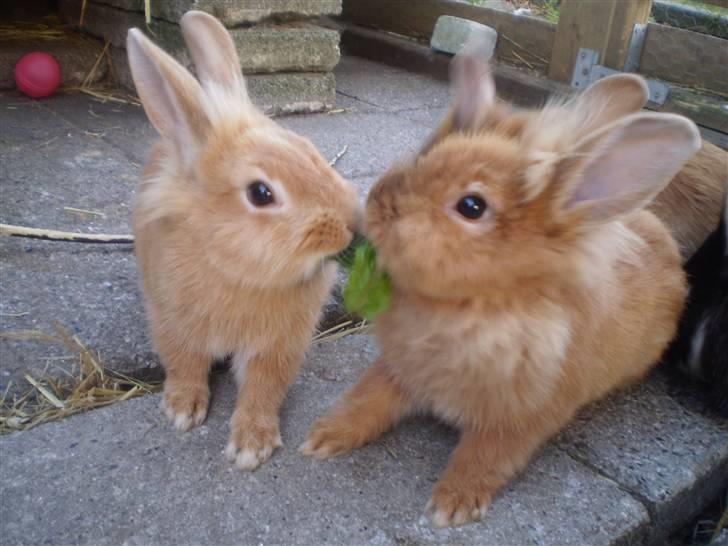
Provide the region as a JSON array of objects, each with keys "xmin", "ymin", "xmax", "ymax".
[
  {"xmin": 299, "ymin": 416, "xmax": 363, "ymax": 459},
  {"xmin": 161, "ymin": 382, "xmax": 209, "ymax": 432},
  {"xmin": 225, "ymin": 414, "xmax": 282, "ymax": 471},
  {"xmin": 426, "ymin": 477, "xmax": 493, "ymax": 528}
]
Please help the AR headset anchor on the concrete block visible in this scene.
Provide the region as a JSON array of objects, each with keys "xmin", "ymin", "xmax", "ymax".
[
  {"xmin": 0, "ymin": 334, "xmax": 650, "ymax": 545},
  {"xmin": 110, "ymin": 63, "xmax": 338, "ymax": 114},
  {"xmin": 557, "ymin": 371, "xmax": 728, "ymax": 545},
  {"xmin": 247, "ymin": 72, "xmax": 336, "ymax": 115},
  {"xmin": 91, "ymin": 0, "xmax": 342, "ymax": 26},
  {"xmin": 231, "ymin": 24, "xmax": 340, "ymax": 74},
  {"xmin": 60, "ymin": 0, "xmax": 340, "ymax": 74},
  {"xmin": 430, "ymin": 15, "xmax": 498, "ymax": 58}
]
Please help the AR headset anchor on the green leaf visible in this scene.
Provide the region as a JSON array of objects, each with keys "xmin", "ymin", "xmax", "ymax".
[{"xmin": 339, "ymin": 240, "xmax": 391, "ymax": 320}]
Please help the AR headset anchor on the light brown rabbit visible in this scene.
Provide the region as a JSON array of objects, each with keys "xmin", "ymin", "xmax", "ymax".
[
  {"xmin": 424, "ymin": 62, "xmax": 727, "ymax": 263},
  {"xmin": 302, "ymin": 44, "xmax": 700, "ymax": 526},
  {"xmin": 127, "ymin": 11, "xmax": 359, "ymax": 470}
]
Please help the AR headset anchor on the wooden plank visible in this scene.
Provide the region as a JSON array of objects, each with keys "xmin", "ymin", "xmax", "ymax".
[
  {"xmin": 640, "ymin": 23, "xmax": 728, "ymax": 95},
  {"xmin": 699, "ymin": 0, "xmax": 728, "ymax": 8},
  {"xmin": 548, "ymin": 0, "xmax": 652, "ymax": 82},
  {"xmin": 342, "ymin": 0, "xmax": 555, "ymax": 73}
]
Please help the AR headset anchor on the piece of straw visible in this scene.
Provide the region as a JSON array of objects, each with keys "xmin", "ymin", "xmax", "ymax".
[{"xmin": 0, "ymin": 224, "xmax": 133, "ymax": 244}]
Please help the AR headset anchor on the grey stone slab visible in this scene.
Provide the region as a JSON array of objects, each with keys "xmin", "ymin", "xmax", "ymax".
[
  {"xmin": 247, "ymin": 72, "xmax": 336, "ymax": 115},
  {"xmin": 92, "ymin": 0, "xmax": 342, "ymax": 26},
  {"xmin": 334, "ymin": 55, "xmax": 451, "ymax": 113},
  {"xmin": 0, "ymin": 334, "xmax": 649, "ymax": 545},
  {"xmin": 232, "ymin": 24, "xmax": 340, "ymax": 74},
  {"xmin": 278, "ymin": 110, "xmax": 431, "ymax": 178},
  {"xmin": 430, "ymin": 15, "xmax": 497, "ymax": 57},
  {"xmin": 557, "ymin": 370, "xmax": 728, "ymax": 546}
]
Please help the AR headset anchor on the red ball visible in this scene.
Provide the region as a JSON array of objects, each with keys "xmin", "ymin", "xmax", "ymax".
[{"xmin": 14, "ymin": 52, "xmax": 61, "ymax": 99}]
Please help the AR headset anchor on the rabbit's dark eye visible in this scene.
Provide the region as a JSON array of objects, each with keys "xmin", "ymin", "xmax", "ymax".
[
  {"xmin": 456, "ymin": 195, "xmax": 487, "ymax": 219},
  {"xmin": 247, "ymin": 181, "xmax": 274, "ymax": 207}
]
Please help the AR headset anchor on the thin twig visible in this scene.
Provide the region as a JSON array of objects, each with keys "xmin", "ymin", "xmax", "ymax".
[
  {"xmin": 0, "ymin": 224, "xmax": 133, "ymax": 244},
  {"xmin": 312, "ymin": 321, "xmax": 369, "ymax": 344},
  {"xmin": 24, "ymin": 374, "xmax": 65, "ymax": 409},
  {"xmin": 499, "ymin": 34, "xmax": 549, "ymax": 65},
  {"xmin": 63, "ymin": 207, "xmax": 106, "ymax": 217},
  {"xmin": 511, "ymin": 50, "xmax": 534, "ymax": 70},
  {"xmin": 79, "ymin": 0, "xmax": 88, "ymax": 27},
  {"xmin": 328, "ymin": 145, "xmax": 349, "ymax": 167},
  {"xmin": 81, "ymin": 41, "xmax": 111, "ymax": 88},
  {"xmin": 312, "ymin": 320, "xmax": 353, "ymax": 342}
]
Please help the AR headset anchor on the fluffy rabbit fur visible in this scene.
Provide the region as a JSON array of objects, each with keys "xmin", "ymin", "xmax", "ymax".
[
  {"xmin": 302, "ymin": 42, "xmax": 700, "ymax": 526},
  {"xmin": 127, "ymin": 11, "xmax": 359, "ymax": 470}
]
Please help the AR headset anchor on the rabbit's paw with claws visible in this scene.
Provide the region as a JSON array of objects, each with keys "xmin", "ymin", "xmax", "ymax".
[
  {"xmin": 225, "ymin": 414, "xmax": 282, "ymax": 471},
  {"xmin": 161, "ymin": 383, "xmax": 209, "ymax": 432},
  {"xmin": 300, "ymin": 416, "xmax": 368, "ymax": 459},
  {"xmin": 426, "ymin": 477, "xmax": 493, "ymax": 528}
]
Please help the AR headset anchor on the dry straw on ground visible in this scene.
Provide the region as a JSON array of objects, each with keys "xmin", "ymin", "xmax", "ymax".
[
  {"xmin": 0, "ymin": 324, "xmax": 161, "ymax": 435},
  {"xmin": 0, "ymin": 319, "xmax": 365, "ymax": 435}
]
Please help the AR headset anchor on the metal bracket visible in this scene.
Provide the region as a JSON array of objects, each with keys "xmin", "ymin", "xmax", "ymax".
[
  {"xmin": 570, "ymin": 30, "xmax": 669, "ymax": 107},
  {"xmin": 623, "ymin": 23, "xmax": 647, "ymax": 73}
]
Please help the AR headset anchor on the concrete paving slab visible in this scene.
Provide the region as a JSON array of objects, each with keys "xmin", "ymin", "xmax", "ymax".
[
  {"xmin": 334, "ymin": 56, "xmax": 451, "ymax": 113},
  {"xmin": 0, "ymin": 239, "xmax": 154, "ymax": 394},
  {"xmin": 0, "ymin": 334, "xmax": 650, "ymax": 546},
  {"xmin": 397, "ymin": 106, "xmax": 450, "ymax": 132},
  {"xmin": 0, "ymin": 94, "xmax": 138, "ymax": 234},
  {"xmin": 42, "ymin": 91, "xmax": 154, "ymax": 166},
  {"xmin": 279, "ymin": 111, "xmax": 430, "ymax": 179},
  {"xmin": 557, "ymin": 370, "xmax": 728, "ymax": 545}
]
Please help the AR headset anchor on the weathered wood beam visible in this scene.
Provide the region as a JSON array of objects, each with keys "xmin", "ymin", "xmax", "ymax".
[
  {"xmin": 342, "ymin": 0, "xmax": 555, "ymax": 73},
  {"xmin": 548, "ymin": 0, "xmax": 652, "ymax": 82}
]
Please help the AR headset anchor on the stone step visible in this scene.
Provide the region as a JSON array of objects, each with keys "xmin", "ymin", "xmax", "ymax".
[
  {"xmin": 91, "ymin": 0, "xmax": 342, "ymax": 26},
  {"xmin": 59, "ymin": 0, "xmax": 341, "ymax": 75},
  {"xmin": 107, "ymin": 42, "xmax": 335, "ymax": 114}
]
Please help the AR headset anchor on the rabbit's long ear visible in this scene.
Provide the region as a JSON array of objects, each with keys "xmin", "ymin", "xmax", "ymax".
[
  {"xmin": 568, "ymin": 74, "xmax": 649, "ymax": 136},
  {"xmin": 180, "ymin": 10, "xmax": 249, "ymax": 102},
  {"xmin": 421, "ymin": 33, "xmax": 496, "ymax": 153},
  {"xmin": 127, "ymin": 28, "xmax": 210, "ymax": 156},
  {"xmin": 449, "ymin": 33, "xmax": 496, "ymax": 131},
  {"xmin": 556, "ymin": 113, "xmax": 701, "ymax": 224}
]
